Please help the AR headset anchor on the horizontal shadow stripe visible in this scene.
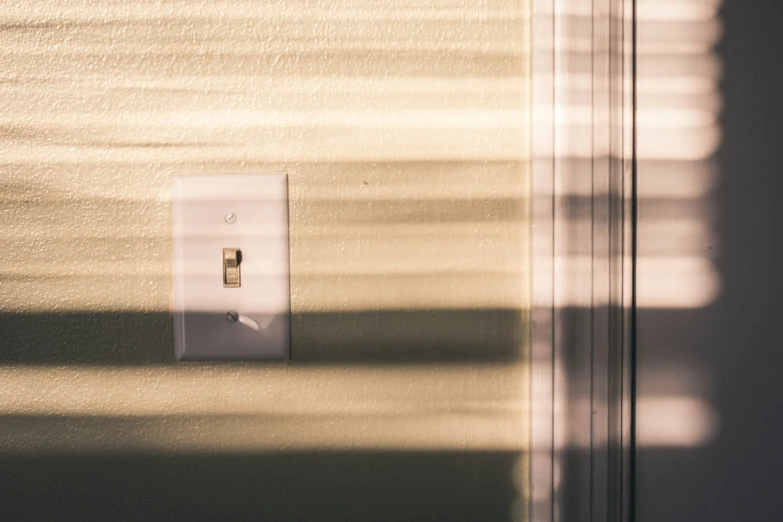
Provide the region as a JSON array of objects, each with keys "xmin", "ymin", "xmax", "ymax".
[
  {"xmin": 0, "ymin": 451, "xmax": 522, "ymax": 522},
  {"xmin": 0, "ymin": 309, "xmax": 526, "ymax": 365}
]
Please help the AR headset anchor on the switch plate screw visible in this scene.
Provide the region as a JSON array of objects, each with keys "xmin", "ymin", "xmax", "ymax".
[
  {"xmin": 225, "ymin": 213, "xmax": 237, "ymax": 224},
  {"xmin": 226, "ymin": 311, "xmax": 239, "ymax": 323}
]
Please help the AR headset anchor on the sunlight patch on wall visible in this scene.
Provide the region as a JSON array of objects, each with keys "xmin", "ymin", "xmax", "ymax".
[
  {"xmin": 637, "ymin": 0, "xmax": 722, "ymax": 309},
  {"xmin": 0, "ymin": 365, "xmax": 527, "ymax": 453},
  {"xmin": 0, "ymin": 0, "xmax": 528, "ymax": 316}
]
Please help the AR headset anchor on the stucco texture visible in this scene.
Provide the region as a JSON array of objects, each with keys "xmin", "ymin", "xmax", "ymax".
[{"xmin": 0, "ymin": 1, "xmax": 529, "ymax": 520}]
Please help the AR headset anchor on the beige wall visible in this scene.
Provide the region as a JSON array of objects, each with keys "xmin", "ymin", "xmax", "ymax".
[{"xmin": 0, "ymin": 1, "xmax": 529, "ymax": 519}]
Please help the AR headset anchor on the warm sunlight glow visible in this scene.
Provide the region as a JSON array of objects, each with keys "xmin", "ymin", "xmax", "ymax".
[
  {"xmin": 0, "ymin": 365, "xmax": 527, "ymax": 453},
  {"xmin": 637, "ymin": 0, "xmax": 722, "ymax": 309}
]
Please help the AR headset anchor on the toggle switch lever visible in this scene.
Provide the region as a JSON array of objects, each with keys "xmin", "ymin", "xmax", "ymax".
[{"xmin": 223, "ymin": 248, "xmax": 241, "ymax": 288}]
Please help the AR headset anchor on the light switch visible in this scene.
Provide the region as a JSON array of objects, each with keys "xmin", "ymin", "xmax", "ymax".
[
  {"xmin": 223, "ymin": 248, "xmax": 241, "ymax": 288},
  {"xmin": 171, "ymin": 174, "xmax": 290, "ymax": 361}
]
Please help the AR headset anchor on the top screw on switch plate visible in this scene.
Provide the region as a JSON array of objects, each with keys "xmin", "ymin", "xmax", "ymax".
[{"xmin": 225, "ymin": 213, "xmax": 237, "ymax": 224}]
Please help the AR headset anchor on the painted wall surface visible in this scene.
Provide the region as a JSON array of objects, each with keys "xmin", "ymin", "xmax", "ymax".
[
  {"xmin": 636, "ymin": 1, "xmax": 783, "ymax": 521},
  {"xmin": 0, "ymin": 1, "xmax": 529, "ymax": 520}
]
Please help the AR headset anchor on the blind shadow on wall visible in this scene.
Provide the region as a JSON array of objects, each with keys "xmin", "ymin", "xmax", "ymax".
[
  {"xmin": 0, "ymin": 451, "xmax": 521, "ymax": 522},
  {"xmin": 0, "ymin": 2, "xmax": 528, "ymax": 520},
  {"xmin": 0, "ymin": 309, "xmax": 524, "ymax": 364}
]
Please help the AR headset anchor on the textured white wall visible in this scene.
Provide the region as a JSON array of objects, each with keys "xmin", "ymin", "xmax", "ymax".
[{"xmin": 0, "ymin": 1, "xmax": 528, "ymax": 519}]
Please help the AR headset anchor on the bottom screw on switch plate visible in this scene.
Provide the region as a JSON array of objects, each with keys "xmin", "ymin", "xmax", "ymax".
[{"xmin": 226, "ymin": 311, "xmax": 239, "ymax": 323}]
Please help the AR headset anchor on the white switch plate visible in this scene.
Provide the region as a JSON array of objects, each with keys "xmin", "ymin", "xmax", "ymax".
[{"xmin": 171, "ymin": 174, "xmax": 291, "ymax": 361}]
